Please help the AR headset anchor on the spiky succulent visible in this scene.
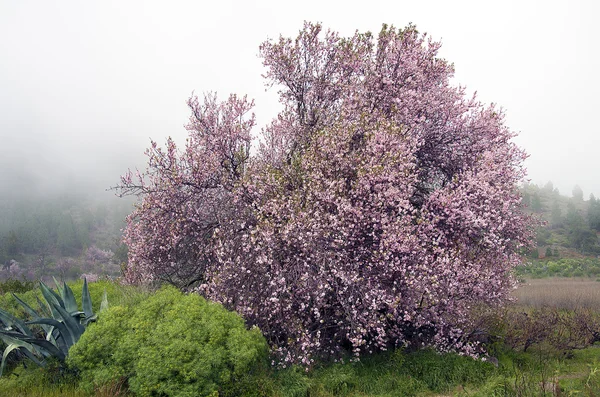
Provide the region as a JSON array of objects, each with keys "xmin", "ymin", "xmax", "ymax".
[{"xmin": 0, "ymin": 278, "xmax": 107, "ymax": 375}]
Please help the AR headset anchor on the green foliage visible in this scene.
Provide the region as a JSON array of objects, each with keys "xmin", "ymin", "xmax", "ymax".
[
  {"xmin": 67, "ymin": 285, "xmax": 268, "ymax": 397},
  {"xmin": 57, "ymin": 215, "xmax": 81, "ymax": 256},
  {"xmin": 0, "ymin": 280, "xmax": 120, "ymax": 321},
  {"xmin": 0, "ymin": 279, "xmax": 107, "ymax": 375},
  {"xmin": 521, "ymin": 182, "xmax": 600, "ymax": 256},
  {"xmin": 550, "ymin": 199, "xmax": 563, "ymax": 228},
  {"xmin": 517, "ymin": 257, "xmax": 600, "ymax": 278},
  {"xmin": 528, "ymin": 248, "xmax": 539, "ymax": 259},
  {"xmin": 0, "ymin": 279, "xmax": 35, "ymax": 295},
  {"xmin": 535, "ymin": 228, "xmax": 551, "ymax": 246},
  {"xmin": 530, "ymin": 192, "xmax": 543, "ymax": 212},
  {"xmin": 400, "ymin": 349, "xmax": 495, "ymax": 393},
  {"xmin": 262, "ymin": 349, "xmax": 496, "ymax": 396},
  {"xmin": 589, "ymin": 194, "xmax": 600, "ymax": 231}
]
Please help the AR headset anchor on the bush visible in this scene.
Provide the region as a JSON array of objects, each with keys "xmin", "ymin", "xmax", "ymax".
[
  {"xmin": 0, "ymin": 278, "xmax": 34, "ymax": 295},
  {"xmin": 473, "ymin": 305, "xmax": 600, "ymax": 355},
  {"xmin": 67, "ymin": 286, "xmax": 268, "ymax": 397}
]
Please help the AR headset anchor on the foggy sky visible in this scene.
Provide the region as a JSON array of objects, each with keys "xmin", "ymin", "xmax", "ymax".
[{"xmin": 1, "ymin": 0, "xmax": 598, "ymax": 199}]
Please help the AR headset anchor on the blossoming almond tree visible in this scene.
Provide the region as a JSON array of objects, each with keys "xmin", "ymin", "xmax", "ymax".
[
  {"xmin": 119, "ymin": 93, "xmax": 255, "ymax": 287},
  {"xmin": 118, "ymin": 22, "xmax": 533, "ymax": 365}
]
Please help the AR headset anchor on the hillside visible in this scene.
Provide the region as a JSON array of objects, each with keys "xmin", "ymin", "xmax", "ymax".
[
  {"xmin": 0, "ymin": 192, "xmax": 133, "ymax": 281},
  {"xmin": 518, "ymin": 182, "xmax": 600, "ymax": 277}
]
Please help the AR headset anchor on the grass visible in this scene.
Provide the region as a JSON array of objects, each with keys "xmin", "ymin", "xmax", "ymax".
[
  {"xmin": 513, "ymin": 277, "xmax": 600, "ymax": 309},
  {"xmin": 3, "ymin": 337, "xmax": 600, "ymax": 396},
  {"xmin": 3, "ymin": 278, "xmax": 600, "ymax": 396}
]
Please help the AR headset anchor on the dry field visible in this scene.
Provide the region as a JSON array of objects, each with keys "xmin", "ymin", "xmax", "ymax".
[{"xmin": 513, "ymin": 277, "xmax": 600, "ymax": 309}]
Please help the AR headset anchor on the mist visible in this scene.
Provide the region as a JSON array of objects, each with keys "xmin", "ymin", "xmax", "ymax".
[{"xmin": 1, "ymin": 0, "xmax": 598, "ymax": 200}]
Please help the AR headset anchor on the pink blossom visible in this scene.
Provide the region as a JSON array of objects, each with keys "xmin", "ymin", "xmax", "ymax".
[{"xmin": 117, "ymin": 22, "xmax": 534, "ymax": 365}]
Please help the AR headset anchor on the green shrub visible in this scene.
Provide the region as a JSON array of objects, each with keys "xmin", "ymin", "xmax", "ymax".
[
  {"xmin": 67, "ymin": 286, "xmax": 268, "ymax": 397},
  {"xmin": 0, "ymin": 279, "xmax": 35, "ymax": 295}
]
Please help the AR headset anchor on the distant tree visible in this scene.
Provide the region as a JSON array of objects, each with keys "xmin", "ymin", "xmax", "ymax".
[
  {"xmin": 529, "ymin": 248, "xmax": 540, "ymax": 259},
  {"xmin": 4, "ymin": 230, "xmax": 20, "ymax": 256},
  {"xmin": 112, "ymin": 240, "xmax": 128, "ymax": 266},
  {"xmin": 54, "ymin": 257, "xmax": 77, "ymax": 280},
  {"xmin": 521, "ymin": 190, "xmax": 531, "ymax": 207},
  {"xmin": 550, "ymin": 200, "xmax": 563, "ymax": 228},
  {"xmin": 536, "ymin": 228, "xmax": 552, "ymax": 246},
  {"xmin": 545, "ymin": 247, "xmax": 552, "ymax": 257},
  {"xmin": 566, "ymin": 202, "xmax": 599, "ymax": 252},
  {"xmin": 543, "ymin": 181, "xmax": 554, "ymax": 193},
  {"xmin": 573, "ymin": 185, "xmax": 584, "ymax": 201},
  {"xmin": 570, "ymin": 228, "xmax": 598, "ymax": 253},
  {"xmin": 57, "ymin": 214, "xmax": 81, "ymax": 255},
  {"xmin": 566, "ymin": 202, "xmax": 584, "ymax": 229},
  {"xmin": 531, "ymin": 193, "xmax": 543, "ymax": 212},
  {"xmin": 588, "ymin": 194, "xmax": 600, "ymax": 231}
]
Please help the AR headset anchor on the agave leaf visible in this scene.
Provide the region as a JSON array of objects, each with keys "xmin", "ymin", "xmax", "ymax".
[
  {"xmin": 21, "ymin": 347, "xmax": 44, "ymax": 366},
  {"xmin": 81, "ymin": 314, "xmax": 97, "ymax": 326},
  {"xmin": 0, "ymin": 344, "xmax": 21, "ymax": 377},
  {"xmin": 11, "ymin": 293, "xmax": 41, "ymax": 320},
  {"xmin": 45, "ymin": 326, "xmax": 69, "ymax": 356},
  {"xmin": 52, "ymin": 276, "xmax": 64, "ymax": 298},
  {"xmin": 36, "ymin": 296, "xmax": 51, "ymax": 318},
  {"xmin": 0, "ymin": 331, "xmax": 61, "ymax": 359},
  {"xmin": 40, "ymin": 280, "xmax": 64, "ymax": 308},
  {"xmin": 0, "ymin": 306, "xmax": 18, "ymax": 328},
  {"xmin": 46, "ymin": 327, "xmax": 58, "ymax": 345},
  {"xmin": 70, "ymin": 311, "xmax": 86, "ymax": 320},
  {"xmin": 61, "ymin": 282, "xmax": 78, "ymax": 315},
  {"xmin": 48, "ymin": 301, "xmax": 84, "ymax": 343},
  {"xmin": 82, "ymin": 278, "xmax": 93, "ymax": 318},
  {"xmin": 0, "ymin": 332, "xmax": 42, "ymax": 360},
  {"xmin": 27, "ymin": 319, "xmax": 74, "ymax": 348},
  {"xmin": 0, "ymin": 340, "xmax": 43, "ymax": 377},
  {"xmin": 0, "ymin": 307, "xmax": 33, "ymax": 337},
  {"xmin": 10, "ymin": 294, "xmax": 53, "ymax": 338},
  {"xmin": 99, "ymin": 290, "xmax": 108, "ymax": 312},
  {"xmin": 39, "ymin": 281, "xmax": 64, "ymax": 319},
  {"xmin": 21, "ymin": 337, "xmax": 66, "ymax": 361},
  {"xmin": 0, "ymin": 331, "xmax": 64, "ymax": 364}
]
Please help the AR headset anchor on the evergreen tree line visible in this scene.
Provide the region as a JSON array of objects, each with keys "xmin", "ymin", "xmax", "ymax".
[
  {"xmin": 0, "ymin": 194, "xmax": 130, "ymax": 266},
  {"xmin": 522, "ymin": 182, "xmax": 600, "ymax": 255}
]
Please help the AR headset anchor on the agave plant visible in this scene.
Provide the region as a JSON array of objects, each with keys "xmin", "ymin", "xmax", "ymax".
[{"xmin": 0, "ymin": 278, "xmax": 107, "ymax": 376}]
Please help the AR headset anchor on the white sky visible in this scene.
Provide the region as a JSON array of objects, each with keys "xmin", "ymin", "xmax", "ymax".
[{"xmin": 0, "ymin": 0, "xmax": 598, "ymax": 198}]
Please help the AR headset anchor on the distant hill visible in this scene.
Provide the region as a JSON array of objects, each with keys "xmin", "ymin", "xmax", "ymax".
[
  {"xmin": 0, "ymin": 192, "xmax": 134, "ymax": 282},
  {"xmin": 521, "ymin": 181, "xmax": 600, "ymax": 258},
  {"xmin": 517, "ymin": 182, "xmax": 600, "ymax": 278}
]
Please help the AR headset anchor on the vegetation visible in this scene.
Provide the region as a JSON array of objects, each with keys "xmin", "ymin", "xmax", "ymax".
[
  {"xmin": 0, "ymin": 279, "xmax": 597, "ymax": 395},
  {"xmin": 514, "ymin": 277, "xmax": 600, "ymax": 309},
  {"xmin": 118, "ymin": 22, "xmax": 533, "ymax": 365},
  {"xmin": 521, "ymin": 182, "xmax": 600, "ymax": 258},
  {"xmin": 0, "ymin": 279, "xmax": 35, "ymax": 295},
  {"xmin": 0, "ymin": 279, "xmax": 107, "ymax": 376},
  {"xmin": 2, "ymin": 21, "xmax": 600, "ymax": 397},
  {"xmin": 0, "ymin": 193, "xmax": 132, "ymax": 282},
  {"xmin": 67, "ymin": 285, "xmax": 268, "ymax": 397}
]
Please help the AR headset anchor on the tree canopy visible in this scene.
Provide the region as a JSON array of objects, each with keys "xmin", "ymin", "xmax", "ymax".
[{"xmin": 118, "ymin": 22, "xmax": 533, "ymax": 365}]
